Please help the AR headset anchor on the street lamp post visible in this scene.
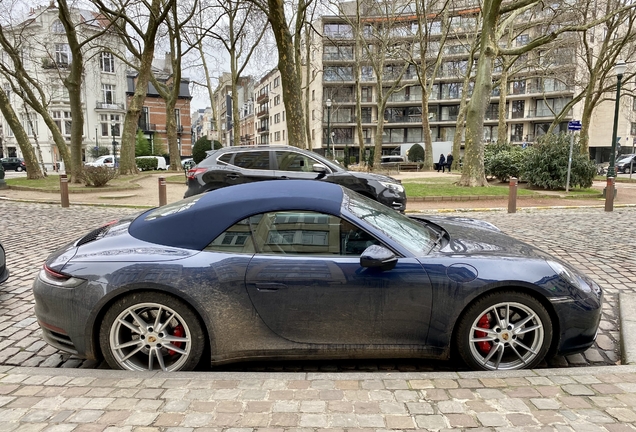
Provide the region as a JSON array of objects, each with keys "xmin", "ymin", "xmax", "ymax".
[
  {"xmin": 111, "ymin": 119, "xmax": 118, "ymax": 168},
  {"xmin": 605, "ymin": 59, "xmax": 627, "ymax": 212},
  {"xmin": 326, "ymin": 99, "xmax": 332, "ymax": 159}
]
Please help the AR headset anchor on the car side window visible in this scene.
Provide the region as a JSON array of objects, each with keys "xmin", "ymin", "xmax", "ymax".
[
  {"xmin": 232, "ymin": 151, "xmax": 270, "ymax": 170},
  {"xmin": 217, "ymin": 153, "xmax": 232, "ymax": 165},
  {"xmin": 205, "ymin": 217, "xmax": 256, "ymax": 254},
  {"xmin": 249, "ymin": 211, "xmax": 380, "ymax": 256},
  {"xmin": 276, "ymin": 151, "xmax": 319, "ymax": 173}
]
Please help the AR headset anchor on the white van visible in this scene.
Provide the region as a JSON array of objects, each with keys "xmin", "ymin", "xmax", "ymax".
[
  {"xmin": 85, "ymin": 155, "xmax": 116, "ymax": 168},
  {"xmin": 136, "ymin": 156, "xmax": 167, "ymax": 170}
]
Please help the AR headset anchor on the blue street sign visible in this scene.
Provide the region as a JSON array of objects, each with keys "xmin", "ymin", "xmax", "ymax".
[{"xmin": 568, "ymin": 120, "xmax": 582, "ymax": 131}]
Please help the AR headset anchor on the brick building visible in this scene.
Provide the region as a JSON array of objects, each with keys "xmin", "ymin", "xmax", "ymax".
[{"xmin": 126, "ymin": 70, "xmax": 193, "ymax": 158}]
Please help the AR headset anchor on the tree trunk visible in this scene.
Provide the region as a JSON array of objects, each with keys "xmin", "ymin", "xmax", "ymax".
[
  {"xmin": 268, "ymin": 0, "xmax": 307, "ymax": 148},
  {"xmin": 459, "ymin": 1, "xmax": 502, "ymax": 187},
  {"xmin": 0, "ymin": 90, "xmax": 43, "ymax": 179}
]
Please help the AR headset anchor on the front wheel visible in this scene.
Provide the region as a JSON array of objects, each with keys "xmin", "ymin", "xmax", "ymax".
[
  {"xmin": 16, "ymin": 166, "xmax": 23, "ymax": 172},
  {"xmin": 99, "ymin": 292, "xmax": 205, "ymax": 372},
  {"xmin": 455, "ymin": 291, "xmax": 552, "ymax": 371}
]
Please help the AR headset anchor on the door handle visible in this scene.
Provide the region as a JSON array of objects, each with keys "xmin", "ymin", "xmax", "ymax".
[
  {"xmin": 254, "ymin": 283, "xmax": 288, "ymax": 292},
  {"xmin": 226, "ymin": 173, "xmax": 240, "ymax": 179}
]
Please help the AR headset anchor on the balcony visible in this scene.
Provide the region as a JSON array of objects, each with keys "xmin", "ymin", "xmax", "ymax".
[
  {"xmin": 96, "ymin": 102, "xmax": 125, "ymax": 110},
  {"xmin": 257, "ymin": 108, "xmax": 269, "ymax": 118},
  {"xmin": 257, "ymin": 92, "xmax": 269, "ymax": 103},
  {"xmin": 526, "ymin": 109, "xmax": 573, "ymax": 119},
  {"xmin": 138, "ymin": 122, "xmax": 157, "ymax": 131},
  {"xmin": 385, "ymin": 115, "xmax": 423, "ymax": 123},
  {"xmin": 257, "ymin": 125, "xmax": 269, "ymax": 133}
]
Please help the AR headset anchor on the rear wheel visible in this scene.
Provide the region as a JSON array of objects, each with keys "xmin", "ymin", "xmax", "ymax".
[
  {"xmin": 455, "ymin": 291, "xmax": 552, "ymax": 371},
  {"xmin": 16, "ymin": 166, "xmax": 23, "ymax": 172},
  {"xmin": 99, "ymin": 292, "xmax": 205, "ymax": 372}
]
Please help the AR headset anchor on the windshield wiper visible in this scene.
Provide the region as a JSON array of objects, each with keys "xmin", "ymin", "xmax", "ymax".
[{"xmin": 426, "ymin": 228, "xmax": 448, "ymax": 254}]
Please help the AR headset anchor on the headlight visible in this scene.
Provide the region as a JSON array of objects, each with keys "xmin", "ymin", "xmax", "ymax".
[
  {"xmin": 546, "ymin": 260, "xmax": 587, "ymax": 291},
  {"xmin": 379, "ymin": 181, "xmax": 404, "ymax": 194}
]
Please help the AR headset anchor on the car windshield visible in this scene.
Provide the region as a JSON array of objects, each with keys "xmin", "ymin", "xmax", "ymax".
[{"xmin": 344, "ymin": 189, "xmax": 434, "ymax": 255}]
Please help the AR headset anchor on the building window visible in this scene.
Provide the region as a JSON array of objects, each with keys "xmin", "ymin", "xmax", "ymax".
[
  {"xmin": 111, "ymin": 114, "xmax": 121, "ymax": 136},
  {"xmin": 102, "ymin": 84, "xmax": 115, "ymax": 104},
  {"xmin": 52, "ymin": 111, "xmax": 72, "ymax": 135},
  {"xmin": 631, "ymin": 122, "xmax": 636, "ymax": 136},
  {"xmin": 52, "ymin": 20, "xmax": 65, "ymax": 34},
  {"xmin": 100, "ymin": 114, "xmax": 110, "ymax": 137},
  {"xmin": 274, "ymin": 95, "xmax": 281, "ymax": 106},
  {"xmin": 511, "ymin": 100, "xmax": 525, "ymax": 119},
  {"xmin": 274, "ymin": 113, "xmax": 280, "ymax": 124},
  {"xmin": 3, "ymin": 83, "xmax": 10, "ymax": 101},
  {"xmin": 275, "ymin": 131, "xmax": 281, "ymax": 141},
  {"xmin": 54, "ymin": 44, "xmax": 71, "ymax": 65},
  {"xmin": 516, "ymin": 34, "xmax": 530, "ymax": 46},
  {"xmin": 100, "ymin": 52, "xmax": 114, "ymax": 73},
  {"xmin": 274, "ymin": 77, "xmax": 280, "ymax": 87},
  {"xmin": 312, "ymin": 90, "xmax": 315, "ymax": 101},
  {"xmin": 283, "ymin": 111, "xmax": 285, "ymax": 121},
  {"xmin": 312, "ymin": 110, "xmax": 315, "ymax": 120},
  {"xmin": 175, "ymin": 109, "xmax": 181, "ymax": 128},
  {"xmin": 21, "ymin": 113, "xmax": 38, "ymax": 135}
]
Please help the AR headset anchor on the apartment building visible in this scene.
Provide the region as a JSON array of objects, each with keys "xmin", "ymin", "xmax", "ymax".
[
  {"xmin": 0, "ymin": 4, "xmax": 127, "ymax": 170},
  {"xmin": 303, "ymin": 1, "xmax": 633, "ymax": 162},
  {"xmin": 254, "ymin": 69, "xmax": 288, "ymax": 146}
]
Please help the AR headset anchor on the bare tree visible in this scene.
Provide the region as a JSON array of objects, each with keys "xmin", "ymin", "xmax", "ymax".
[{"xmin": 91, "ymin": 0, "xmax": 175, "ymax": 175}]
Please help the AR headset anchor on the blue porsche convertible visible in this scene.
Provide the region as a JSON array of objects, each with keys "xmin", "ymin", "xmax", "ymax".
[{"xmin": 33, "ymin": 180, "xmax": 602, "ymax": 372}]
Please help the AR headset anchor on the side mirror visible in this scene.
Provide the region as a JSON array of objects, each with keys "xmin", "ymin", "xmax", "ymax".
[
  {"xmin": 313, "ymin": 163, "xmax": 328, "ymax": 173},
  {"xmin": 360, "ymin": 245, "xmax": 398, "ymax": 271}
]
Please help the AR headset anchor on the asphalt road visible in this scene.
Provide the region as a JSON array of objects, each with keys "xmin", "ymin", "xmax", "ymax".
[{"xmin": 0, "ymin": 202, "xmax": 632, "ymax": 371}]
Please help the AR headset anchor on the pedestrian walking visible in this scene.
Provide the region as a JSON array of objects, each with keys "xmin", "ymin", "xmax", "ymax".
[
  {"xmin": 437, "ymin": 153, "xmax": 446, "ymax": 172},
  {"xmin": 446, "ymin": 153, "xmax": 454, "ymax": 173}
]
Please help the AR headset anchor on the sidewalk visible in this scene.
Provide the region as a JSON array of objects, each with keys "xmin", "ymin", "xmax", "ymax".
[{"xmin": 1, "ymin": 365, "xmax": 636, "ymax": 430}]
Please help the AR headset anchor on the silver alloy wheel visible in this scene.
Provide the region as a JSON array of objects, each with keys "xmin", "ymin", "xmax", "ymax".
[
  {"xmin": 108, "ymin": 302, "xmax": 192, "ymax": 372},
  {"xmin": 468, "ymin": 301, "xmax": 545, "ymax": 371}
]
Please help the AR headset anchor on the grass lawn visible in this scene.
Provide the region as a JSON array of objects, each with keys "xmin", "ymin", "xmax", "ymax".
[
  {"xmin": 402, "ymin": 177, "xmax": 600, "ymax": 198},
  {"xmin": 5, "ymin": 174, "xmax": 141, "ymax": 191}
]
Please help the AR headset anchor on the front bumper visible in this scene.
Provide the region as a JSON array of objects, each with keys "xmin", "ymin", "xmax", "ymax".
[
  {"xmin": 553, "ymin": 287, "xmax": 603, "ymax": 356},
  {"xmin": 33, "ymin": 275, "xmax": 102, "ymax": 360}
]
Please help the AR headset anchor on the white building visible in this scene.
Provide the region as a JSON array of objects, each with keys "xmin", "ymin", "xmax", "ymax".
[{"xmin": 0, "ymin": 4, "xmax": 127, "ymax": 170}]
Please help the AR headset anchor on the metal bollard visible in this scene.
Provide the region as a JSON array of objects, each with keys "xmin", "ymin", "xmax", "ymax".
[
  {"xmin": 60, "ymin": 174, "xmax": 69, "ymax": 208},
  {"xmin": 158, "ymin": 176, "xmax": 167, "ymax": 207},
  {"xmin": 605, "ymin": 177, "xmax": 616, "ymax": 212},
  {"xmin": 508, "ymin": 177, "xmax": 518, "ymax": 214}
]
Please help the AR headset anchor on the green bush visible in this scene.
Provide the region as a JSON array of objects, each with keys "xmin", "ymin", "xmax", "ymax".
[
  {"xmin": 135, "ymin": 130, "xmax": 151, "ymax": 156},
  {"xmin": 81, "ymin": 166, "xmax": 118, "ymax": 187},
  {"xmin": 214, "ymin": 140, "xmax": 222, "ymax": 150},
  {"xmin": 522, "ymin": 132, "xmax": 596, "ymax": 189},
  {"xmin": 484, "ymin": 143, "xmax": 525, "ymax": 182},
  {"xmin": 136, "ymin": 157, "xmax": 158, "ymax": 171},
  {"xmin": 408, "ymin": 143, "xmax": 424, "ymax": 162},
  {"xmin": 192, "ymin": 137, "xmax": 212, "ymax": 163}
]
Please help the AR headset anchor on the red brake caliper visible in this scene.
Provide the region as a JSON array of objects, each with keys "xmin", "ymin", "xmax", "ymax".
[
  {"xmin": 168, "ymin": 325, "xmax": 184, "ymax": 356},
  {"xmin": 475, "ymin": 314, "xmax": 492, "ymax": 355}
]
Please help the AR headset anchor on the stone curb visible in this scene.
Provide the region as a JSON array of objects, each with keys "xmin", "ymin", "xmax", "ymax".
[
  {"xmin": 406, "ymin": 203, "xmax": 636, "ymax": 214},
  {"xmin": 620, "ymin": 292, "xmax": 636, "ymax": 365},
  {"xmin": 3, "ymin": 364, "xmax": 636, "ymax": 380}
]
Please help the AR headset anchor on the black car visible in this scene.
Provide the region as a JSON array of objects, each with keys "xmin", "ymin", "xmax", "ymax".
[
  {"xmin": 617, "ymin": 154, "xmax": 636, "ymax": 174},
  {"xmin": 33, "ymin": 180, "xmax": 602, "ymax": 372},
  {"xmin": 0, "ymin": 242, "xmax": 8, "ymax": 285},
  {"xmin": 1, "ymin": 157, "xmax": 26, "ymax": 172},
  {"xmin": 185, "ymin": 145, "xmax": 407, "ymax": 212}
]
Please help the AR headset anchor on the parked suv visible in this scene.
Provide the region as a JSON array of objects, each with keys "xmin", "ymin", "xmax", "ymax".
[
  {"xmin": 1, "ymin": 157, "xmax": 26, "ymax": 172},
  {"xmin": 185, "ymin": 146, "xmax": 407, "ymax": 211}
]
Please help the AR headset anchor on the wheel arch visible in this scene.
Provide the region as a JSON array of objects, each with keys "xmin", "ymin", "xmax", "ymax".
[
  {"xmin": 449, "ymin": 285, "xmax": 561, "ymax": 362},
  {"xmin": 89, "ymin": 285, "xmax": 212, "ymax": 365}
]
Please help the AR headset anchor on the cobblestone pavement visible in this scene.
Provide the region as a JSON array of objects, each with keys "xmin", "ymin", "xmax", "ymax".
[
  {"xmin": 2, "ymin": 365, "xmax": 636, "ymax": 431},
  {"xmin": 0, "ymin": 202, "xmax": 634, "ymax": 371}
]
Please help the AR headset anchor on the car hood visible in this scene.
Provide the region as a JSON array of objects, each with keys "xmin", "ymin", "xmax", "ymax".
[
  {"xmin": 411, "ymin": 215, "xmax": 552, "ymax": 259},
  {"xmin": 348, "ymin": 171, "xmax": 401, "ymax": 184}
]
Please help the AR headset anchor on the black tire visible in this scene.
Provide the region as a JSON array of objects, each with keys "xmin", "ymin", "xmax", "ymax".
[
  {"xmin": 455, "ymin": 291, "xmax": 552, "ymax": 371},
  {"xmin": 99, "ymin": 291, "xmax": 205, "ymax": 372}
]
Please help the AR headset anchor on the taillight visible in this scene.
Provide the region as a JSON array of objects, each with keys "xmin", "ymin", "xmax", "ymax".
[
  {"xmin": 40, "ymin": 265, "xmax": 84, "ymax": 288},
  {"xmin": 186, "ymin": 168, "xmax": 207, "ymax": 180}
]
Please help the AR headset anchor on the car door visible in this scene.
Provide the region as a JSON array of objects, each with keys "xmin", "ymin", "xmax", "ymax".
[
  {"xmin": 274, "ymin": 150, "xmax": 329, "ymax": 180},
  {"xmin": 244, "ymin": 210, "xmax": 433, "ymax": 345},
  {"xmin": 227, "ymin": 150, "xmax": 277, "ymax": 185}
]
